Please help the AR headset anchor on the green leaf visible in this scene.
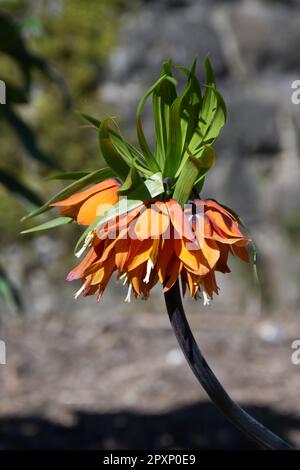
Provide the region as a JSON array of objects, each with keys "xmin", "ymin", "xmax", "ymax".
[
  {"xmin": 164, "ymin": 60, "xmax": 202, "ymax": 178},
  {"xmin": 153, "ymin": 59, "xmax": 177, "ymax": 168},
  {"xmin": 175, "ymin": 57, "xmax": 226, "ymax": 177},
  {"xmin": 107, "ymin": 123, "xmax": 150, "ymax": 176},
  {"xmin": 136, "ymin": 74, "xmax": 176, "ymax": 173},
  {"xmin": 21, "ymin": 167, "xmax": 115, "ymax": 221},
  {"xmin": 79, "ymin": 112, "xmax": 100, "ymax": 128},
  {"xmin": 99, "ymin": 119, "xmax": 130, "ymax": 180},
  {"xmin": 47, "ymin": 171, "xmax": 90, "ymax": 181},
  {"xmin": 117, "ymin": 167, "xmax": 143, "ymax": 196},
  {"xmin": 21, "ymin": 216, "xmax": 73, "ymax": 234},
  {"xmin": 173, "ymin": 146, "xmax": 215, "ymax": 206},
  {"xmin": 194, "ymin": 146, "xmax": 216, "ymax": 184}
]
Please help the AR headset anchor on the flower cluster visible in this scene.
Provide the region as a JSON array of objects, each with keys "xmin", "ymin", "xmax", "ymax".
[
  {"xmin": 52, "ymin": 180, "xmax": 250, "ymax": 303},
  {"xmin": 23, "ymin": 57, "xmax": 251, "ymax": 305}
]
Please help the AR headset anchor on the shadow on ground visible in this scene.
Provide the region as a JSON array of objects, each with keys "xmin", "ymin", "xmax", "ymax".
[{"xmin": 0, "ymin": 402, "xmax": 298, "ymax": 450}]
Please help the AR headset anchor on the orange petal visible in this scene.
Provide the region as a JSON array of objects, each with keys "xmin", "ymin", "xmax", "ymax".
[
  {"xmin": 156, "ymin": 238, "xmax": 175, "ymax": 283},
  {"xmin": 199, "ymin": 238, "xmax": 220, "ymax": 270},
  {"xmin": 77, "ymin": 188, "xmax": 119, "ymax": 225},
  {"xmin": 134, "ymin": 204, "xmax": 170, "ymax": 240},
  {"xmin": 174, "ymin": 238, "xmax": 200, "ymax": 273},
  {"xmin": 51, "ymin": 179, "xmax": 120, "ymax": 207},
  {"xmin": 127, "ymin": 239, "xmax": 153, "ymax": 271},
  {"xmin": 232, "ymin": 244, "xmax": 249, "ymax": 262},
  {"xmin": 202, "ymin": 271, "xmax": 219, "ymax": 297},
  {"xmin": 163, "ymin": 257, "xmax": 182, "ymax": 292},
  {"xmin": 215, "ymin": 245, "xmax": 231, "ymax": 273},
  {"xmin": 66, "ymin": 244, "xmax": 103, "ymax": 281},
  {"xmin": 115, "ymin": 237, "xmax": 130, "ymax": 273},
  {"xmin": 167, "ymin": 199, "xmax": 196, "ymax": 241},
  {"xmin": 206, "ymin": 208, "xmax": 244, "ymax": 239}
]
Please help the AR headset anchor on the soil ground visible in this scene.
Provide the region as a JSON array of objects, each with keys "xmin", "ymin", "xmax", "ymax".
[{"xmin": 0, "ymin": 308, "xmax": 299, "ymax": 450}]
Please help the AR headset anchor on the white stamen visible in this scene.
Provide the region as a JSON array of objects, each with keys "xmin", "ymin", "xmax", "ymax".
[
  {"xmin": 119, "ymin": 272, "xmax": 128, "ymax": 285},
  {"xmin": 203, "ymin": 290, "xmax": 211, "ymax": 306},
  {"xmin": 75, "ymin": 232, "xmax": 94, "ymax": 258},
  {"xmin": 74, "ymin": 283, "xmax": 86, "ymax": 300},
  {"xmin": 125, "ymin": 283, "xmax": 132, "ymax": 303},
  {"xmin": 143, "ymin": 259, "xmax": 154, "ymax": 284}
]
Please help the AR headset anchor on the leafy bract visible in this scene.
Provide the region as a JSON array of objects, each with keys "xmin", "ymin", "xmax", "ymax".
[{"xmin": 21, "ymin": 216, "xmax": 73, "ymax": 234}]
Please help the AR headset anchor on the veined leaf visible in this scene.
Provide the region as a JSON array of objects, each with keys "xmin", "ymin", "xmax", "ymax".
[
  {"xmin": 21, "ymin": 167, "xmax": 115, "ymax": 221},
  {"xmin": 21, "ymin": 216, "xmax": 73, "ymax": 234}
]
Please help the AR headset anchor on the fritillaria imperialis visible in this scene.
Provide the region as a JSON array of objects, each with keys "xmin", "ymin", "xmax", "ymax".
[
  {"xmin": 22, "ymin": 58, "xmax": 292, "ymax": 450},
  {"xmin": 23, "ymin": 57, "xmax": 250, "ymax": 305}
]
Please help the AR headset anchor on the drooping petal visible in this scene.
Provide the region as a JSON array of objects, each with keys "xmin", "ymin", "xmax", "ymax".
[
  {"xmin": 127, "ymin": 239, "xmax": 153, "ymax": 271},
  {"xmin": 232, "ymin": 244, "xmax": 249, "ymax": 262},
  {"xmin": 200, "ymin": 238, "xmax": 220, "ymax": 270},
  {"xmin": 156, "ymin": 238, "xmax": 175, "ymax": 284},
  {"xmin": 133, "ymin": 204, "xmax": 170, "ymax": 240},
  {"xmin": 163, "ymin": 257, "xmax": 182, "ymax": 292},
  {"xmin": 174, "ymin": 238, "xmax": 200, "ymax": 273},
  {"xmin": 77, "ymin": 187, "xmax": 119, "ymax": 225},
  {"xmin": 51, "ymin": 179, "xmax": 120, "ymax": 207},
  {"xmin": 66, "ymin": 241, "xmax": 104, "ymax": 281},
  {"xmin": 167, "ymin": 199, "xmax": 196, "ymax": 241}
]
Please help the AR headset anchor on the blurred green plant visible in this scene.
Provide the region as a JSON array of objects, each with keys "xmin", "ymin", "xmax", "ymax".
[
  {"xmin": 0, "ymin": 10, "xmax": 71, "ymax": 311},
  {"xmin": 0, "ymin": 0, "xmax": 129, "ymax": 311}
]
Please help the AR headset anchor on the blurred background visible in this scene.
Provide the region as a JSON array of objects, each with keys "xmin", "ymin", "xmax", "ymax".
[{"xmin": 0, "ymin": 0, "xmax": 300, "ymax": 450}]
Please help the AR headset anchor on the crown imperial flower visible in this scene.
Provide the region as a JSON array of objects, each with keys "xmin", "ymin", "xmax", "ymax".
[
  {"xmin": 23, "ymin": 57, "xmax": 251, "ymax": 305},
  {"xmin": 20, "ymin": 57, "xmax": 294, "ymax": 452}
]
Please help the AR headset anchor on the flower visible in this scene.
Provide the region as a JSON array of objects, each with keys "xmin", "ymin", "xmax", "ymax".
[
  {"xmin": 51, "ymin": 178, "xmax": 121, "ymax": 226},
  {"xmin": 64, "ymin": 193, "xmax": 250, "ymax": 304},
  {"xmin": 23, "ymin": 57, "xmax": 252, "ymax": 307}
]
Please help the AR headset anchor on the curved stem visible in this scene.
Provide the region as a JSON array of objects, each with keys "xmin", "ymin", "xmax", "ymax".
[{"xmin": 164, "ymin": 281, "xmax": 294, "ymax": 450}]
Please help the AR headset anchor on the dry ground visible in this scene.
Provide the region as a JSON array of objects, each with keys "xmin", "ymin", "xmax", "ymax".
[{"xmin": 0, "ymin": 306, "xmax": 299, "ymax": 450}]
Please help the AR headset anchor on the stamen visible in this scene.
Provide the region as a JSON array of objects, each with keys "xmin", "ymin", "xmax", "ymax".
[
  {"xmin": 119, "ymin": 272, "xmax": 127, "ymax": 285},
  {"xmin": 74, "ymin": 283, "xmax": 86, "ymax": 300},
  {"xmin": 75, "ymin": 232, "xmax": 94, "ymax": 258},
  {"xmin": 203, "ymin": 290, "xmax": 211, "ymax": 306},
  {"xmin": 143, "ymin": 259, "xmax": 154, "ymax": 284},
  {"xmin": 124, "ymin": 283, "xmax": 132, "ymax": 303}
]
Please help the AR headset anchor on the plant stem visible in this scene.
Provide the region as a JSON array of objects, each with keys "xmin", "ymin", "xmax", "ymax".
[{"xmin": 164, "ymin": 281, "xmax": 294, "ymax": 450}]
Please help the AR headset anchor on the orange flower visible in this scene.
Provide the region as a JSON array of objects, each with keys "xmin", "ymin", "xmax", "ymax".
[
  {"xmin": 51, "ymin": 178, "xmax": 121, "ymax": 226},
  {"xmin": 65, "ymin": 191, "xmax": 250, "ymax": 305}
]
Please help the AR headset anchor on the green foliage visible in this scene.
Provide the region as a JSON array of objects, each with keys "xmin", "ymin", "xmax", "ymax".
[{"xmin": 24, "ymin": 57, "xmax": 226, "ymax": 247}]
